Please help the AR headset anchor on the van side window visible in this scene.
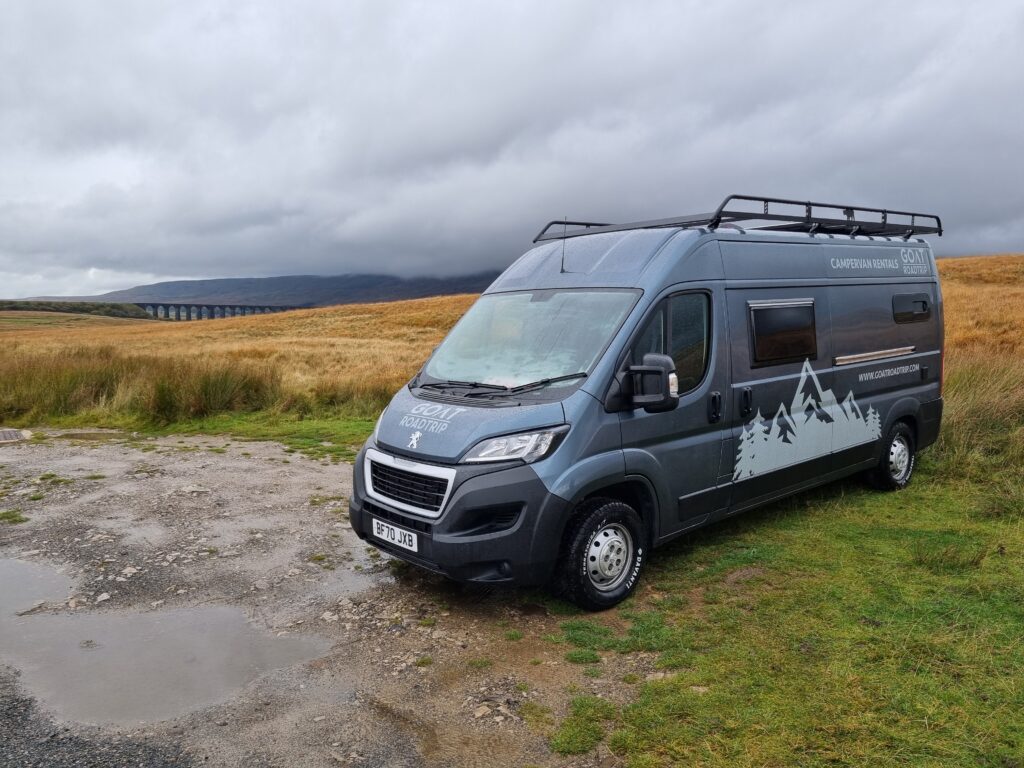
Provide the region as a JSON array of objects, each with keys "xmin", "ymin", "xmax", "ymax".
[
  {"xmin": 631, "ymin": 306, "xmax": 665, "ymax": 365},
  {"xmin": 892, "ymin": 293, "xmax": 931, "ymax": 323},
  {"xmin": 749, "ymin": 300, "xmax": 817, "ymax": 366},
  {"xmin": 670, "ymin": 294, "xmax": 709, "ymax": 392}
]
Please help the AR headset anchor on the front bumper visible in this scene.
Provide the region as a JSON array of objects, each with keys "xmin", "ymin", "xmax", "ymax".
[{"xmin": 349, "ymin": 444, "xmax": 568, "ymax": 586}]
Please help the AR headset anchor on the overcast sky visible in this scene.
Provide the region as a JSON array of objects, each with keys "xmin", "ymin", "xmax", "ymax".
[{"xmin": 2, "ymin": 1, "xmax": 1023, "ymax": 298}]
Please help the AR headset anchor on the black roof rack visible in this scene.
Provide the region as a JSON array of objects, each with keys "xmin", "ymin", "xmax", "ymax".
[{"xmin": 533, "ymin": 194, "xmax": 943, "ymax": 243}]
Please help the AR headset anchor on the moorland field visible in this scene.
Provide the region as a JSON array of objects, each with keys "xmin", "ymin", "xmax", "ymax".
[{"xmin": 2, "ymin": 255, "xmax": 1023, "ymax": 764}]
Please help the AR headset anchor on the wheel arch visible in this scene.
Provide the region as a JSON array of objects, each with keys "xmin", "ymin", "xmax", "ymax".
[
  {"xmin": 882, "ymin": 397, "xmax": 922, "ymax": 454},
  {"xmin": 574, "ymin": 475, "xmax": 660, "ymax": 547}
]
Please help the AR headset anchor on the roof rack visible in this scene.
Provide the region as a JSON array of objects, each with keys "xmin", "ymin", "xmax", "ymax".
[{"xmin": 533, "ymin": 194, "xmax": 943, "ymax": 242}]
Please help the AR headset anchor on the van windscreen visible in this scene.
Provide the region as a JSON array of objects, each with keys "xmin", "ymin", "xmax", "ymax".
[{"xmin": 422, "ymin": 289, "xmax": 639, "ymax": 389}]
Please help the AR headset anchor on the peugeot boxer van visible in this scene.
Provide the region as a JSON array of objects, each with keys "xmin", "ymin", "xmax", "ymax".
[{"xmin": 349, "ymin": 195, "xmax": 944, "ymax": 610}]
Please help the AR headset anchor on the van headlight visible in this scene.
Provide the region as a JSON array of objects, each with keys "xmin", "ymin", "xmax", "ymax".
[
  {"xmin": 372, "ymin": 409, "xmax": 386, "ymax": 444},
  {"xmin": 461, "ymin": 427, "xmax": 568, "ymax": 464}
]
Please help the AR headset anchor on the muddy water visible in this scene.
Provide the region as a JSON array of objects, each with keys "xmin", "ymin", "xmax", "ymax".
[{"xmin": 0, "ymin": 559, "xmax": 331, "ymax": 725}]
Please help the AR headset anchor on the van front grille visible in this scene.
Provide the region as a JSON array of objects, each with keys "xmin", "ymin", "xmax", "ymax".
[
  {"xmin": 369, "ymin": 460, "xmax": 449, "ymax": 513},
  {"xmin": 364, "ymin": 501, "xmax": 433, "ymax": 534}
]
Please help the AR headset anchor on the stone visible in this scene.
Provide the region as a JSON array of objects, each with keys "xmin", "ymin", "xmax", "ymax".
[{"xmin": 0, "ymin": 428, "xmax": 29, "ymax": 443}]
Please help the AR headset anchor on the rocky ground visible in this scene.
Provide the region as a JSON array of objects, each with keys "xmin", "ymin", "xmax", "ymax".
[{"xmin": 0, "ymin": 431, "xmax": 652, "ymax": 768}]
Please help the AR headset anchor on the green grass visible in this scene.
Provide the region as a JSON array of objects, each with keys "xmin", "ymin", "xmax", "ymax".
[
  {"xmin": 542, "ymin": 358, "xmax": 1024, "ymax": 766},
  {"xmin": 519, "ymin": 701, "xmax": 554, "ymax": 731},
  {"xmin": 550, "ymin": 696, "xmax": 618, "ymax": 754},
  {"xmin": 0, "ymin": 509, "xmax": 28, "ymax": 524},
  {"xmin": 467, "ymin": 657, "xmax": 493, "ymax": 671}
]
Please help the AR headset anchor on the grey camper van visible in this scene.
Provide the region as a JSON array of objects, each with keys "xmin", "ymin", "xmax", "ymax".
[{"xmin": 349, "ymin": 195, "xmax": 944, "ymax": 610}]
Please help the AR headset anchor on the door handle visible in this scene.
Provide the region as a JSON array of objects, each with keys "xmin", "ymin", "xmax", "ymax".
[
  {"xmin": 741, "ymin": 387, "xmax": 753, "ymax": 417},
  {"xmin": 708, "ymin": 391, "xmax": 722, "ymax": 423}
]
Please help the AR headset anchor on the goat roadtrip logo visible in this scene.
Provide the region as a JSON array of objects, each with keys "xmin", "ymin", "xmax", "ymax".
[
  {"xmin": 399, "ymin": 403, "xmax": 468, "ymax": 435},
  {"xmin": 734, "ymin": 360, "xmax": 880, "ymax": 481}
]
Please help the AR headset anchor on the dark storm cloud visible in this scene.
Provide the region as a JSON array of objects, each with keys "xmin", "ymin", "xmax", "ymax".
[{"xmin": 1, "ymin": 0, "xmax": 1022, "ymax": 297}]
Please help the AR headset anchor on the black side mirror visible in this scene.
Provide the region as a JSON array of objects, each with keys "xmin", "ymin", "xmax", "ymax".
[{"xmin": 627, "ymin": 353, "xmax": 679, "ymax": 413}]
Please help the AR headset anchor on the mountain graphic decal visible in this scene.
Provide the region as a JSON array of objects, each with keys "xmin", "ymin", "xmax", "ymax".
[{"xmin": 734, "ymin": 360, "xmax": 881, "ymax": 482}]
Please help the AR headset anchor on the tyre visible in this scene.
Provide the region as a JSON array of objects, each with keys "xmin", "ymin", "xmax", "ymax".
[
  {"xmin": 866, "ymin": 421, "xmax": 916, "ymax": 491},
  {"xmin": 555, "ymin": 498, "xmax": 646, "ymax": 611}
]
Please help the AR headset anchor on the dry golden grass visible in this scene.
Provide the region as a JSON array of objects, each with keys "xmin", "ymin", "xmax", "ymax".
[
  {"xmin": 1, "ymin": 255, "xmax": 1020, "ymax": 425},
  {"xmin": 939, "ymin": 254, "xmax": 1024, "ymax": 354},
  {"xmin": 1, "ymin": 294, "xmax": 476, "ymax": 406}
]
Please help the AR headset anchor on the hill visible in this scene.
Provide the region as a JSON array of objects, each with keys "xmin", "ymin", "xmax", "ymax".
[{"xmin": 26, "ymin": 271, "xmax": 500, "ymax": 307}]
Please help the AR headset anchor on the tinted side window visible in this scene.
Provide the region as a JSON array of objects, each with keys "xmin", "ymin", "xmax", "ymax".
[
  {"xmin": 631, "ymin": 306, "xmax": 665, "ymax": 365},
  {"xmin": 670, "ymin": 294, "xmax": 709, "ymax": 392},
  {"xmin": 892, "ymin": 292, "xmax": 931, "ymax": 323},
  {"xmin": 750, "ymin": 301, "xmax": 817, "ymax": 366}
]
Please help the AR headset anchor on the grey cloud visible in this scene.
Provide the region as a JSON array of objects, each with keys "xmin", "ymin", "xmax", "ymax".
[{"xmin": 1, "ymin": 0, "xmax": 1022, "ymax": 298}]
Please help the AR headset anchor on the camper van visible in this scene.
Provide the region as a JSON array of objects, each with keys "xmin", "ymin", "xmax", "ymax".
[{"xmin": 349, "ymin": 195, "xmax": 944, "ymax": 609}]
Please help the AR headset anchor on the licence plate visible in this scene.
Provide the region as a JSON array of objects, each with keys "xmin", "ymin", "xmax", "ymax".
[{"xmin": 370, "ymin": 517, "xmax": 419, "ymax": 553}]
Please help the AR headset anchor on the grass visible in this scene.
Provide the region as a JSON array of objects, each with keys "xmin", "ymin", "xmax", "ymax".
[
  {"xmin": 0, "ymin": 509, "xmax": 28, "ymax": 524},
  {"xmin": 550, "ymin": 696, "xmax": 618, "ymax": 754},
  {"xmin": 0, "ymin": 301, "xmax": 152, "ymax": 319},
  {"xmin": 0, "ymin": 293, "xmax": 474, "ymax": 420},
  {"xmin": 519, "ymin": 701, "xmax": 554, "ymax": 731},
  {"xmin": 565, "ymin": 648, "xmax": 602, "ymax": 664}
]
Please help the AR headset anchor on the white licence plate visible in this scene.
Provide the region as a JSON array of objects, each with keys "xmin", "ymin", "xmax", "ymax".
[{"xmin": 371, "ymin": 517, "xmax": 419, "ymax": 553}]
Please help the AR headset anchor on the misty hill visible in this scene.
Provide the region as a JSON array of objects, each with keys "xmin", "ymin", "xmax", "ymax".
[{"xmin": 30, "ymin": 272, "xmax": 500, "ymax": 307}]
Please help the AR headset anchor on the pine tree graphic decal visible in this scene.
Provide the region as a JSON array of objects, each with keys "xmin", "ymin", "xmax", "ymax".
[{"xmin": 734, "ymin": 360, "xmax": 882, "ymax": 481}]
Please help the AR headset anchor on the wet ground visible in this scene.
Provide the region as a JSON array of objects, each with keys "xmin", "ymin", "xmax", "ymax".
[{"xmin": 0, "ymin": 431, "xmax": 647, "ymax": 767}]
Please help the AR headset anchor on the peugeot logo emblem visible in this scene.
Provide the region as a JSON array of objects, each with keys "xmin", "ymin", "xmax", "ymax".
[{"xmin": 407, "ymin": 430, "xmax": 422, "ymax": 450}]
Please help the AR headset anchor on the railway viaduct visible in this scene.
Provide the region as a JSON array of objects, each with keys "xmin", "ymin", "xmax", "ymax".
[{"xmin": 136, "ymin": 303, "xmax": 301, "ymax": 320}]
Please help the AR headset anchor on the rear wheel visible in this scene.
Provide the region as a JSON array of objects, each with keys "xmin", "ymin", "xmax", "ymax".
[
  {"xmin": 554, "ymin": 498, "xmax": 646, "ymax": 611},
  {"xmin": 866, "ymin": 422, "xmax": 916, "ymax": 490}
]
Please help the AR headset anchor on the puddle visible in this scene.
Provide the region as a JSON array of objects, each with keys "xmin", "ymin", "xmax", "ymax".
[{"xmin": 0, "ymin": 559, "xmax": 331, "ymax": 725}]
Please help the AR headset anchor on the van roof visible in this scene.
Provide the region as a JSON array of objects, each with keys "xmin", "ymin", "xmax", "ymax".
[{"xmin": 488, "ymin": 218, "xmax": 938, "ymax": 295}]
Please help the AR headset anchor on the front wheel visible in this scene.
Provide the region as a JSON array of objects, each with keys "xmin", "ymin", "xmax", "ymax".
[
  {"xmin": 866, "ymin": 422, "xmax": 916, "ymax": 491},
  {"xmin": 554, "ymin": 498, "xmax": 646, "ymax": 611}
]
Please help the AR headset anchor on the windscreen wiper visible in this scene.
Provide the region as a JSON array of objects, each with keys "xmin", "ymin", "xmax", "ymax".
[
  {"xmin": 502, "ymin": 372, "xmax": 588, "ymax": 395},
  {"xmin": 419, "ymin": 380, "xmax": 509, "ymax": 392}
]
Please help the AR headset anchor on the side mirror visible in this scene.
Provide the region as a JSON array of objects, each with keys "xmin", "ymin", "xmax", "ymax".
[{"xmin": 627, "ymin": 353, "xmax": 679, "ymax": 413}]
